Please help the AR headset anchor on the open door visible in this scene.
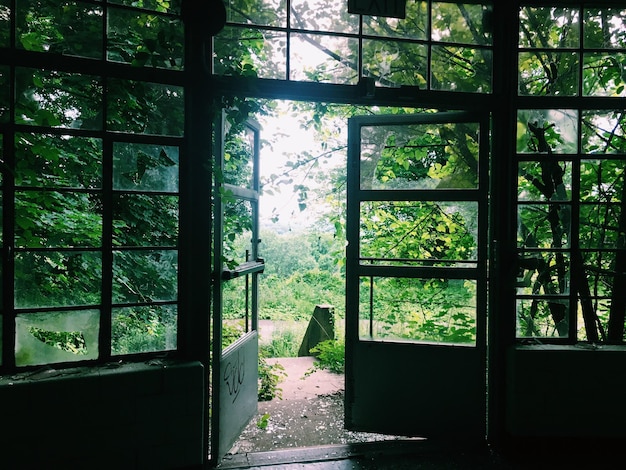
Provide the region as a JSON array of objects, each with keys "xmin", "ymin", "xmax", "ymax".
[
  {"xmin": 211, "ymin": 115, "xmax": 264, "ymax": 460},
  {"xmin": 345, "ymin": 111, "xmax": 489, "ymax": 440}
]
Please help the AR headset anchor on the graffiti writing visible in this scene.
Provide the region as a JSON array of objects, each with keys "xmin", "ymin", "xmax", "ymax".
[{"xmin": 223, "ymin": 349, "xmax": 246, "ymax": 403}]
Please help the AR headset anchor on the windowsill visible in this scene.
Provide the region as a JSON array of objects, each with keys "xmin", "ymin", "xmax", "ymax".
[{"xmin": 514, "ymin": 343, "xmax": 626, "ymax": 352}]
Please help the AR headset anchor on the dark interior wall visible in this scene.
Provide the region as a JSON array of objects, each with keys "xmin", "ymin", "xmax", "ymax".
[
  {"xmin": 506, "ymin": 346, "xmax": 626, "ymax": 438},
  {"xmin": 0, "ymin": 361, "xmax": 205, "ymax": 469}
]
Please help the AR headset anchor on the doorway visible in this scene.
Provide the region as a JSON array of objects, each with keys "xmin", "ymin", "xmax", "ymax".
[{"xmin": 211, "ymin": 99, "xmax": 491, "ymax": 462}]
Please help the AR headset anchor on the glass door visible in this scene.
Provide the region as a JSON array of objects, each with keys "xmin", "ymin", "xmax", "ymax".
[
  {"xmin": 345, "ymin": 111, "xmax": 489, "ymax": 439},
  {"xmin": 211, "ymin": 115, "xmax": 264, "ymax": 460}
]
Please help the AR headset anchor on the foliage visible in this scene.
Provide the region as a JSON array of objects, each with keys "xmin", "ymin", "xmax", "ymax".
[
  {"xmin": 258, "ymin": 353, "xmax": 286, "ymax": 401},
  {"xmin": 308, "ymin": 339, "xmax": 345, "ymax": 374}
]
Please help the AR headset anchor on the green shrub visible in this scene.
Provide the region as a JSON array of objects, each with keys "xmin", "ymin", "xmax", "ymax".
[{"xmin": 309, "ymin": 339, "xmax": 344, "ymax": 374}]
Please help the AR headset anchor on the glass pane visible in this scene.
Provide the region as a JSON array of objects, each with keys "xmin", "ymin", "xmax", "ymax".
[
  {"xmin": 112, "ymin": 194, "xmax": 178, "ymax": 246},
  {"xmin": 15, "ymin": 68, "xmax": 103, "ymax": 130},
  {"xmin": 584, "ymin": 8, "xmax": 626, "ymax": 49},
  {"xmin": 213, "ymin": 26, "xmax": 287, "ymax": 80},
  {"xmin": 581, "ymin": 111, "xmax": 626, "ymax": 154},
  {"xmin": 518, "ymin": 51, "xmax": 579, "ymax": 96},
  {"xmin": 516, "ymin": 109, "xmax": 578, "ymax": 154},
  {"xmin": 290, "ymin": 0, "xmax": 358, "ymax": 34},
  {"xmin": 15, "ymin": 191, "xmax": 102, "ymax": 248},
  {"xmin": 223, "ymin": 199, "xmax": 253, "ymax": 268},
  {"xmin": 224, "ymin": 126, "xmax": 255, "ymax": 188},
  {"xmin": 107, "ymin": 7, "xmax": 184, "ymax": 69},
  {"xmin": 289, "ymin": 33, "xmax": 359, "ymax": 84},
  {"xmin": 360, "ymin": 201, "xmax": 479, "ymax": 264},
  {"xmin": 518, "ymin": 203, "xmax": 571, "ymax": 249},
  {"xmin": 107, "ymin": 80, "xmax": 184, "ymax": 136},
  {"xmin": 15, "ymin": 133, "xmax": 102, "ymax": 188},
  {"xmin": 113, "ymin": 250, "xmax": 178, "ymax": 303},
  {"xmin": 362, "ymin": 1, "xmax": 427, "ymax": 39},
  {"xmin": 432, "ymin": 2, "xmax": 492, "ymax": 46},
  {"xmin": 579, "ymin": 204, "xmax": 621, "ymax": 249},
  {"xmin": 431, "ymin": 46, "xmax": 492, "ymax": 93},
  {"xmin": 109, "ymin": 0, "xmax": 181, "ymax": 14},
  {"xmin": 15, "ymin": 309, "xmax": 100, "ymax": 366},
  {"xmin": 516, "ymin": 252, "xmax": 570, "ymax": 296},
  {"xmin": 113, "ymin": 142, "xmax": 179, "ymax": 192},
  {"xmin": 112, "ymin": 304, "xmax": 177, "ymax": 355},
  {"xmin": 580, "ymin": 160, "xmax": 624, "ymax": 203},
  {"xmin": 360, "ymin": 122, "xmax": 480, "ymax": 190},
  {"xmin": 362, "ymin": 39, "xmax": 427, "ymax": 88},
  {"xmin": 14, "ymin": 251, "xmax": 102, "ymax": 308},
  {"xmin": 222, "ymin": 276, "xmax": 252, "ymax": 350},
  {"xmin": 225, "ymin": 0, "xmax": 286, "ymax": 27},
  {"xmin": 16, "ymin": 0, "xmax": 103, "ymax": 58},
  {"xmin": 583, "ymin": 53, "xmax": 626, "ymax": 97},
  {"xmin": 516, "ymin": 298, "xmax": 569, "ymax": 339},
  {"xmin": 0, "ymin": 65, "xmax": 8, "ymax": 123},
  {"xmin": 517, "ymin": 160, "xmax": 571, "ymax": 202},
  {"xmin": 0, "ymin": 0, "xmax": 9, "ymax": 48},
  {"xmin": 581, "ymin": 251, "xmax": 616, "ymax": 309},
  {"xmin": 519, "ymin": 7, "xmax": 580, "ymax": 49},
  {"xmin": 359, "ymin": 276, "xmax": 477, "ymax": 344}
]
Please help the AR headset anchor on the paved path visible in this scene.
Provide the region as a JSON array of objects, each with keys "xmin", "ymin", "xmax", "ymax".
[{"xmin": 265, "ymin": 356, "xmax": 344, "ymax": 400}]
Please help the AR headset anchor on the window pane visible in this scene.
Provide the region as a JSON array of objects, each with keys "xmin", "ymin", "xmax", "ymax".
[
  {"xmin": 0, "ymin": 0, "xmax": 9, "ymax": 48},
  {"xmin": 15, "ymin": 133, "xmax": 102, "ymax": 189},
  {"xmin": 113, "ymin": 142, "xmax": 179, "ymax": 192},
  {"xmin": 581, "ymin": 111, "xmax": 626, "ymax": 154},
  {"xmin": 213, "ymin": 26, "xmax": 287, "ymax": 80},
  {"xmin": 518, "ymin": 51, "xmax": 579, "ymax": 96},
  {"xmin": 516, "ymin": 109, "xmax": 578, "ymax": 154},
  {"xmin": 518, "ymin": 203, "xmax": 572, "ymax": 249},
  {"xmin": 107, "ymin": 7, "xmax": 183, "ymax": 69},
  {"xmin": 584, "ymin": 8, "xmax": 626, "ymax": 49},
  {"xmin": 290, "ymin": 0, "xmax": 358, "ymax": 34},
  {"xmin": 15, "ymin": 68, "xmax": 103, "ymax": 130},
  {"xmin": 583, "ymin": 53, "xmax": 626, "ymax": 97},
  {"xmin": 362, "ymin": 39, "xmax": 427, "ymax": 88},
  {"xmin": 112, "ymin": 194, "xmax": 178, "ymax": 246},
  {"xmin": 15, "ymin": 309, "xmax": 100, "ymax": 366},
  {"xmin": 579, "ymin": 204, "xmax": 621, "ymax": 249},
  {"xmin": 362, "ymin": 1, "xmax": 427, "ymax": 39},
  {"xmin": 519, "ymin": 7, "xmax": 580, "ymax": 49},
  {"xmin": 359, "ymin": 276, "xmax": 476, "ymax": 344},
  {"xmin": 580, "ymin": 160, "xmax": 624, "ymax": 203},
  {"xmin": 432, "ymin": 2, "xmax": 492, "ymax": 46},
  {"xmin": 516, "ymin": 298, "xmax": 569, "ymax": 339},
  {"xmin": 224, "ymin": 126, "xmax": 255, "ymax": 188},
  {"xmin": 109, "ymin": 0, "xmax": 181, "ymax": 14},
  {"xmin": 360, "ymin": 201, "xmax": 479, "ymax": 264},
  {"xmin": 360, "ymin": 122, "xmax": 480, "ymax": 190},
  {"xmin": 226, "ymin": 0, "xmax": 286, "ymax": 27},
  {"xmin": 222, "ymin": 276, "xmax": 252, "ymax": 349},
  {"xmin": 431, "ymin": 46, "xmax": 492, "ymax": 93},
  {"xmin": 107, "ymin": 80, "xmax": 184, "ymax": 136},
  {"xmin": 113, "ymin": 250, "xmax": 178, "ymax": 303},
  {"xmin": 15, "ymin": 252, "xmax": 102, "ymax": 308},
  {"xmin": 223, "ymin": 199, "xmax": 253, "ymax": 268},
  {"xmin": 15, "ymin": 191, "xmax": 102, "ymax": 248},
  {"xmin": 517, "ymin": 160, "xmax": 571, "ymax": 202},
  {"xmin": 289, "ymin": 33, "xmax": 359, "ymax": 84},
  {"xmin": 112, "ymin": 305, "xmax": 177, "ymax": 355},
  {"xmin": 16, "ymin": 0, "xmax": 103, "ymax": 58}
]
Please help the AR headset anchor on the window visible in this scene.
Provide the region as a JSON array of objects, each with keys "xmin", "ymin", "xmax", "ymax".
[
  {"xmin": 515, "ymin": 4, "xmax": 626, "ymax": 342},
  {"xmin": 1, "ymin": 0, "xmax": 184, "ymax": 369}
]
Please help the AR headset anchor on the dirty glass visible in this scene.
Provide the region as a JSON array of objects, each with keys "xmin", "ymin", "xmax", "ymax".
[
  {"xmin": 518, "ymin": 51, "xmax": 579, "ymax": 96},
  {"xmin": 360, "ymin": 200, "xmax": 479, "ymax": 265},
  {"xmin": 289, "ymin": 33, "xmax": 359, "ymax": 84},
  {"xmin": 107, "ymin": 80, "xmax": 184, "ymax": 136},
  {"xmin": 518, "ymin": 7, "xmax": 580, "ymax": 49},
  {"xmin": 431, "ymin": 2, "xmax": 492, "ymax": 46},
  {"xmin": 362, "ymin": 39, "xmax": 427, "ymax": 88},
  {"xmin": 113, "ymin": 142, "xmax": 179, "ymax": 192},
  {"xmin": 431, "ymin": 46, "xmax": 492, "ymax": 93},
  {"xmin": 360, "ymin": 122, "xmax": 480, "ymax": 190},
  {"xmin": 112, "ymin": 305, "xmax": 177, "ymax": 355},
  {"xmin": 15, "ymin": 133, "xmax": 102, "ymax": 188},
  {"xmin": 516, "ymin": 109, "xmax": 578, "ymax": 154},
  {"xmin": 359, "ymin": 276, "xmax": 477, "ymax": 344},
  {"xmin": 226, "ymin": 0, "xmax": 286, "ymax": 27},
  {"xmin": 14, "ymin": 252, "xmax": 102, "ymax": 308},
  {"xmin": 113, "ymin": 250, "xmax": 178, "ymax": 303},
  {"xmin": 581, "ymin": 111, "xmax": 626, "ymax": 154},
  {"xmin": 362, "ymin": 0, "xmax": 428, "ymax": 39},
  {"xmin": 14, "ymin": 191, "xmax": 102, "ymax": 248},
  {"xmin": 291, "ymin": 0, "xmax": 358, "ymax": 34},
  {"xmin": 583, "ymin": 8, "xmax": 626, "ymax": 49},
  {"xmin": 15, "ymin": 309, "xmax": 100, "ymax": 366},
  {"xmin": 107, "ymin": 7, "xmax": 184, "ymax": 69},
  {"xmin": 15, "ymin": 68, "xmax": 103, "ymax": 130},
  {"xmin": 112, "ymin": 194, "xmax": 178, "ymax": 247},
  {"xmin": 16, "ymin": 0, "xmax": 103, "ymax": 58}
]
